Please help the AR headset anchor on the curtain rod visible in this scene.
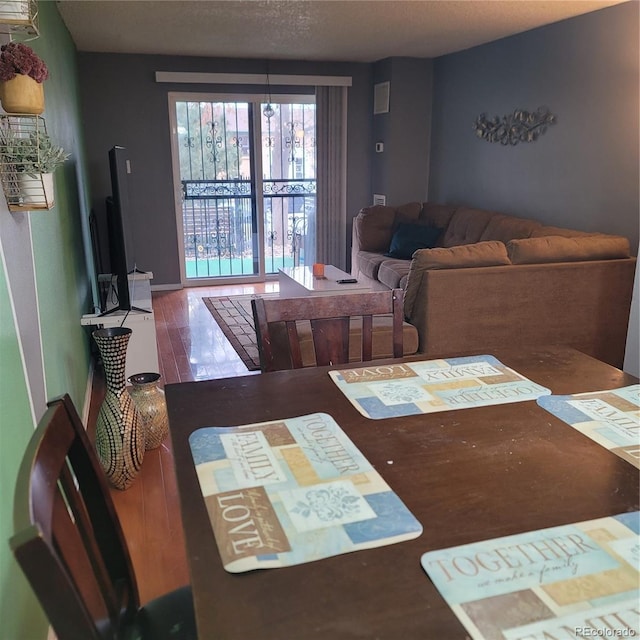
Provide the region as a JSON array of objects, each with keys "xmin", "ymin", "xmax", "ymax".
[{"xmin": 155, "ymin": 71, "xmax": 352, "ymax": 87}]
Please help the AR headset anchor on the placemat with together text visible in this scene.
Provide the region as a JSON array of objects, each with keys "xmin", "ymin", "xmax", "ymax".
[
  {"xmin": 421, "ymin": 511, "xmax": 639, "ymax": 640},
  {"xmin": 188, "ymin": 412, "xmax": 423, "ymax": 573},
  {"xmin": 329, "ymin": 355, "xmax": 551, "ymax": 419}
]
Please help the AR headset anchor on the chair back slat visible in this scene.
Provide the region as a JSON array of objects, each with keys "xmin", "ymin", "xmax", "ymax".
[
  {"xmin": 310, "ymin": 316, "xmax": 351, "ymax": 366},
  {"xmin": 361, "ymin": 315, "xmax": 373, "ymax": 361},
  {"xmin": 252, "ymin": 289, "xmax": 405, "ymax": 372},
  {"xmin": 285, "ymin": 320, "xmax": 304, "ymax": 368},
  {"xmin": 12, "ymin": 529, "xmax": 104, "ymax": 640},
  {"xmin": 10, "ymin": 394, "xmax": 139, "ymax": 640},
  {"xmin": 51, "ymin": 488, "xmax": 116, "ymax": 628},
  {"xmin": 57, "ymin": 460, "xmax": 122, "ymax": 623}
]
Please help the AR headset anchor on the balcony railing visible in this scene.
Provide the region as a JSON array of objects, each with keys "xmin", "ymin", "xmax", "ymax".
[{"xmin": 181, "ymin": 178, "xmax": 315, "ymax": 278}]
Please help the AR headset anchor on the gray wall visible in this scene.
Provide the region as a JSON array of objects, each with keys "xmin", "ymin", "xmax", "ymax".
[
  {"xmin": 373, "ymin": 57, "xmax": 433, "ymax": 205},
  {"xmin": 428, "ymin": 2, "xmax": 639, "ymax": 254},
  {"xmin": 77, "ymin": 54, "xmax": 373, "ymax": 287},
  {"xmin": 77, "ymin": 2, "xmax": 639, "ymax": 289}
]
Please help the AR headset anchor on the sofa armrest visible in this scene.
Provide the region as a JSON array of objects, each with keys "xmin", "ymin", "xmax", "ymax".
[
  {"xmin": 351, "ymin": 202, "xmax": 422, "ymax": 277},
  {"xmin": 407, "ymin": 258, "xmax": 636, "ymax": 368},
  {"xmin": 404, "ymin": 241, "xmax": 511, "ymax": 318}
]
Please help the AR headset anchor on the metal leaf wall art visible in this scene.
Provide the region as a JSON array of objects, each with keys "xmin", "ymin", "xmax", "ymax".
[{"xmin": 474, "ymin": 107, "xmax": 556, "ymax": 145}]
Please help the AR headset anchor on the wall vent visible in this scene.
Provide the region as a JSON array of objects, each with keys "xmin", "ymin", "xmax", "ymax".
[
  {"xmin": 373, "ymin": 194, "xmax": 386, "ymax": 206},
  {"xmin": 373, "ymin": 82, "xmax": 390, "ymax": 114}
]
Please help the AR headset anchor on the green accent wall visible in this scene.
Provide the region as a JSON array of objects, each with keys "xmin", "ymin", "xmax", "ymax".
[
  {"xmin": 0, "ymin": 3, "xmax": 94, "ymax": 638},
  {"xmin": 0, "ymin": 257, "xmax": 47, "ymax": 640},
  {"xmin": 30, "ymin": 2, "xmax": 94, "ymax": 404}
]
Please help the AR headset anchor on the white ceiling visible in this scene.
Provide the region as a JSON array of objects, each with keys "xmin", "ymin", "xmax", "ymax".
[{"xmin": 55, "ymin": 0, "xmax": 626, "ymax": 63}]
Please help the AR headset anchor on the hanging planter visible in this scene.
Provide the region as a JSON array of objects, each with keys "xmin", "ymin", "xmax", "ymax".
[
  {"xmin": 0, "ymin": 73, "xmax": 44, "ymax": 114},
  {"xmin": 0, "ymin": 1, "xmax": 30, "ymax": 21},
  {"xmin": 0, "ymin": 0, "xmax": 37, "ymax": 32},
  {"xmin": 0, "ymin": 42, "xmax": 48, "ymax": 114},
  {"xmin": 0, "ymin": 122, "xmax": 69, "ymax": 210}
]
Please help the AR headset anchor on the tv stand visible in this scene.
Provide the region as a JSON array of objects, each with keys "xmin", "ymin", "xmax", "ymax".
[
  {"xmin": 81, "ymin": 272, "xmax": 159, "ymax": 378},
  {"xmin": 97, "ymin": 271, "xmax": 152, "ymax": 316}
]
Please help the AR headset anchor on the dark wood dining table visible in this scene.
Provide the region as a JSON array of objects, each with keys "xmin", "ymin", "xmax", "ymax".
[{"xmin": 165, "ymin": 346, "xmax": 639, "ymax": 639}]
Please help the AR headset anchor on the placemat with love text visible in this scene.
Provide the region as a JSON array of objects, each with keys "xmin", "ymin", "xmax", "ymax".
[{"xmin": 188, "ymin": 412, "xmax": 423, "ymax": 573}]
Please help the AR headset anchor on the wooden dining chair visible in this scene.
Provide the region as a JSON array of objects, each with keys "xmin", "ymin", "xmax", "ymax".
[
  {"xmin": 251, "ymin": 288, "xmax": 405, "ymax": 372},
  {"xmin": 9, "ymin": 394, "xmax": 197, "ymax": 640}
]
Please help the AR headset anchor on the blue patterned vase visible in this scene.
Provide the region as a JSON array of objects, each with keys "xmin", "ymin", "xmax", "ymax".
[{"xmin": 93, "ymin": 327, "xmax": 144, "ymax": 490}]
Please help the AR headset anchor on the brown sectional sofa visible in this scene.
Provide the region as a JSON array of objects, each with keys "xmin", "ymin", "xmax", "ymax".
[{"xmin": 351, "ymin": 202, "xmax": 636, "ymax": 367}]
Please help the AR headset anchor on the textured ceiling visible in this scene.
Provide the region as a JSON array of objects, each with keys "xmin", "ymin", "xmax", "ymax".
[{"xmin": 56, "ymin": 0, "xmax": 626, "ymax": 63}]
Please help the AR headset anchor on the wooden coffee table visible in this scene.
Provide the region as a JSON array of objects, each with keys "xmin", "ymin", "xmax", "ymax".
[{"xmin": 278, "ymin": 265, "xmax": 371, "ymax": 297}]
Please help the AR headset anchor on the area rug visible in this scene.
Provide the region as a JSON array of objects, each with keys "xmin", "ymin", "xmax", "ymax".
[{"xmin": 203, "ymin": 294, "xmax": 277, "ymax": 371}]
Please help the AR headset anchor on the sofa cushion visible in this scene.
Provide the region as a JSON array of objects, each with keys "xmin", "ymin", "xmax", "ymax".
[
  {"xmin": 507, "ymin": 235, "xmax": 631, "ymax": 264},
  {"xmin": 354, "ymin": 205, "xmax": 397, "ymax": 252},
  {"xmin": 404, "ymin": 241, "xmax": 512, "ymax": 318},
  {"xmin": 531, "ymin": 226, "xmax": 597, "ymax": 238},
  {"xmin": 479, "ymin": 214, "xmax": 542, "ymax": 243},
  {"xmin": 385, "ymin": 223, "xmax": 441, "ymax": 259},
  {"xmin": 378, "ymin": 259, "xmax": 412, "ymax": 289},
  {"xmin": 420, "ymin": 202, "xmax": 457, "ymax": 231},
  {"xmin": 392, "ymin": 202, "xmax": 424, "ymax": 229},
  {"xmin": 412, "ymin": 240, "xmax": 511, "ymax": 270},
  {"xmin": 356, "ymin": 251, "xmax": 389, "ymax": 280},
  {"xmin": 441, "ymin": 207, "xmax": 497, "ymax": 247}
]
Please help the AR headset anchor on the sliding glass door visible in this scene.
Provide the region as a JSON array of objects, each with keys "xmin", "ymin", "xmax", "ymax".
[{"xmin": 170, "ymin": 94, "xmax": 316, "ymax": 284}]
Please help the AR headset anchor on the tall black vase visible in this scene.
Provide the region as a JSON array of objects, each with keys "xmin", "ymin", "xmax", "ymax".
[{"xmin": 92, "ymin": 327, "xmax": 144, "ymax": 490}]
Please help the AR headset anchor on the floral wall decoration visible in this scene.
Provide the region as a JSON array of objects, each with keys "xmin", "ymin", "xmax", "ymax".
[{"xmin": 473, "ymin": 106, "xmax": 556, "ymax": 145}]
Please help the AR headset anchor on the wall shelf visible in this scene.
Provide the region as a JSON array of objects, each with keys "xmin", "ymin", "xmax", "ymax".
[{"xmin": 0, "ymin": 114, "xmax": 53, "ymax": 211}]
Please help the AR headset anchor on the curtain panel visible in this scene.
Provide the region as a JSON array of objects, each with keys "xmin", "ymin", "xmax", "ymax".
[{"xmin": 312, "ymin": 85, "xmax": 348, "ymax": 269}]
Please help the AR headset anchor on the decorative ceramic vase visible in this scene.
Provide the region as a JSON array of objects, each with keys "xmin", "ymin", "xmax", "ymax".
[
  {"xmin": 127, "ymin": 372, "xmax": 169, "ymax": 450},
  {"xmin": 0, "ymin": 74, "xmax": 44, "ymax": 114},
  {"xmin": 93, "ymin": 327, "xmax": 144, "ymax": 490}
]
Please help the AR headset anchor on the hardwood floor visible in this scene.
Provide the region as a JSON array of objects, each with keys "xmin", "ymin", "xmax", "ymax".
[{"xmin": 95, "ymin": 282, "xmax": 277, "ymax": 604}]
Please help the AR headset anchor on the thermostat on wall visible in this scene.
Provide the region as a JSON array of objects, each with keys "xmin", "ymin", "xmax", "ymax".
[{"xmin": 373, "ymin": 194, "xmax": 386, "ymax": 206}]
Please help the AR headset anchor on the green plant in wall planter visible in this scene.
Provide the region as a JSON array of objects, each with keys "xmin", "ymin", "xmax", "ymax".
[{"xmin": 2, "ymin": 131, "xmax": 69, "ymax": 207}]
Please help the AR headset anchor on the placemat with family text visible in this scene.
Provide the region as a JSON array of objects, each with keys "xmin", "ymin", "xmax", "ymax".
[
  {"xmin": 188, "ymin": 412, "xmax": 422, "ymax": 573},
  {"xmin": 537, "ymin": 384, "xmax": 640, "ymax": 468},
  {"xmin": 329, "ymin": 355, "xmax": 550, "ymax": 419}
]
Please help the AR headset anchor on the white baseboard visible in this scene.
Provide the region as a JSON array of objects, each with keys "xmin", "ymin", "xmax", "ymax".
[{"xmin": 150, "ymin": 283, "xmax": 182, "ymax": 291}]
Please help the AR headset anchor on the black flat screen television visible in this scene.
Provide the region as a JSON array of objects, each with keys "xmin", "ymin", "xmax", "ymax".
[{"xmin": 101, "ymin": 145, "xmax": 147, "ymax": 315}]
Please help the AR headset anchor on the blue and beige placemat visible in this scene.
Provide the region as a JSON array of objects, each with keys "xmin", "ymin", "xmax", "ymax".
[
  {"xmin": 537, "ymin": 384, "xmax": 640, "ymax": 468},
  {"xmin": 421, "ymin": 511, "xmax": 640, "ymax": 640},
  {"xmin": 189, "ymin": 412, "xmax": 422, "ymax": 573},
  {"xmin": 329, "ymin": 355, "xmax": 550, "ymax": 419}
]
